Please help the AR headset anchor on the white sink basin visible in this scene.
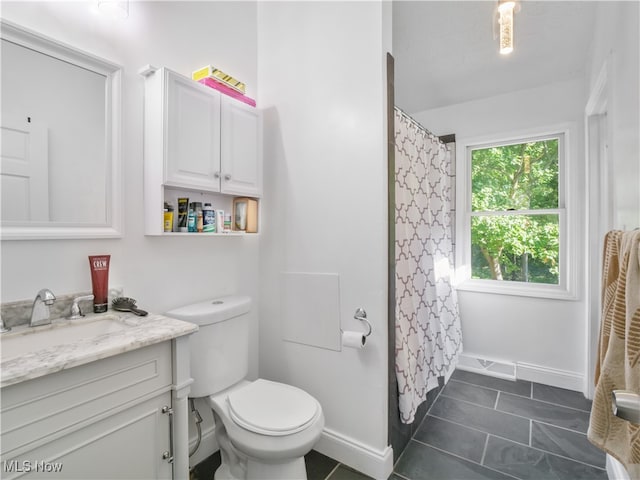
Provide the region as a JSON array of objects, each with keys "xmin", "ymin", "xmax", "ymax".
[{"xmin": 1, "ymin": 316, "xmax": 130, "ymax": 362}]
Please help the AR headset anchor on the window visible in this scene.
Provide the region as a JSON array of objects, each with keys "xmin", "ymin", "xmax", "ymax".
[{"xmin": 457, "ymin": 128, "xmax": 576, "ymax": 298}]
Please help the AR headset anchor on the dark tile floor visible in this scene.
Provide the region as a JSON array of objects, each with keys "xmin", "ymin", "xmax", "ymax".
[{"xmin": 192, "ymin": 370, "xmax": 607, "ymax": 480}]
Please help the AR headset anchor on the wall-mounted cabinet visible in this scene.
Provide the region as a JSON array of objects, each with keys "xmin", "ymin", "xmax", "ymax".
[{"xmin": 142, "ymin": 66, "xmax": 262, "ymax": 236}]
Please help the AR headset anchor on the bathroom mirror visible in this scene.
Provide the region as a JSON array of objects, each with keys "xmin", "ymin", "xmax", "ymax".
[{"xmin": 0, "ymin": 20, "xmax": 122, "ymax": 239}]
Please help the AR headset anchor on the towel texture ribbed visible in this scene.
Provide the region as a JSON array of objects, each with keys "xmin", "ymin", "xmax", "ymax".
[{"xmin": 588, "ymin": 230, "xmax": 640, "ymax": 478}]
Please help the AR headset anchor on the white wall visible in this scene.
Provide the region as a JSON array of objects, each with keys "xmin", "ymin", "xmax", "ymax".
[
  {"xmin": 0, "ymin": 0, "xmax": 259, "ymax": 465},
  {"xmin": 587, "ymin": 1, "xmax": 640, "ymax": 230},
  {"xmin": 581, "ymin": 0, "xmax": 640, "ymax": 403},
  {"xmin": 257, "ymin": 2, "xmax": 392, "ymax": 477},
  {"xmin": 413, "ymin": 78, "xmax": 588, "ymax": 389}
]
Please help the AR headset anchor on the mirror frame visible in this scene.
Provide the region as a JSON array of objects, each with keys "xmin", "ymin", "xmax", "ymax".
[{"xmin": 0, "ymin": 20, "xmax": 123, "ymax": 240}]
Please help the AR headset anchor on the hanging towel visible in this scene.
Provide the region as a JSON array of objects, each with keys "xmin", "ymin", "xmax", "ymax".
[{"xmin": 588, "ymin": 230, "xmax": 640, "ymax": 478}]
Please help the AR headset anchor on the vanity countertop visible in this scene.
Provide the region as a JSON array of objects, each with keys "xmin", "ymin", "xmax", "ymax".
[{"xmin": 0, "ymin": 311, "xmax": 198, "ymax": 388}]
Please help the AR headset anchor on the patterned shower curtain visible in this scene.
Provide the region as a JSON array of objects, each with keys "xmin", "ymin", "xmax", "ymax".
[{"xmin": 394, "ymin": 107, "xmax": 463, "ymax": 424}]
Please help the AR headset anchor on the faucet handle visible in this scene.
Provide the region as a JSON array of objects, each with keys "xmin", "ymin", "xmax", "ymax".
[
  {"xmin": 37, "ymin": 288, "xmax": 56, "ymax": 305},
  {"xmin": 68, "ymin": 295, "xmax": 95, "ymax": 320}
]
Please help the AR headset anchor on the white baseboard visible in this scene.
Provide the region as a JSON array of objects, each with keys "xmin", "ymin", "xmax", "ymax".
[
  {"xmin": 189, "ymin": 425, "xmax": 393, "ymax": 480},
  {"xmin": 457, "ymin": 353, "xmax": 516, "ymax": 380},
  {"xmin": 515, "ymin": 362, "xmax": 584, "ymax": 392},
  {"xmin": 314, "ymin": 428, "xmax": 393, "ymax": 480}
]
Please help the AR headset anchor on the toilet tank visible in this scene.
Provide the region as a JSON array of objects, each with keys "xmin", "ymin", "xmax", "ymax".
[{"xmin": 165, "ymin": 295, "xmax": 251, "ymax": 398}]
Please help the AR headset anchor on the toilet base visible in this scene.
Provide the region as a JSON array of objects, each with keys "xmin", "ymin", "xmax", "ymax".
[
  {"xmin": 210, "ymin": 406, "xmax": 311, "ymax": 480},
  {"xmin": 204, "ymin": 380, "xmax": 324, "ymax": 480},
  {"xmin": 214, "ymin": 463, "xmax": 236, "ymax": 480},
  {"xmin": 246, "ymin": 457, "xmax": 307, "ymax": 480},
  {"xmin": 214, "ymin": 456, "xmax": 307, "ymax": 480}
]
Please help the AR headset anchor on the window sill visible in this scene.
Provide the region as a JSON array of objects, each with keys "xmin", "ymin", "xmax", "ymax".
[{"xmin": 455, "ymin": 278, "xmax": 577, "ymax": 300}]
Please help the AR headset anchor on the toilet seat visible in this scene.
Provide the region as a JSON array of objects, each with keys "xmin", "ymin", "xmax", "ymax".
[{"xmin": 226, "ymin": 379, "xmax": 320, "ymax": 436}]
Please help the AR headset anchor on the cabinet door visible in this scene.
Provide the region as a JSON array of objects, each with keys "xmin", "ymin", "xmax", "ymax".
[
  {"xmin": 1, "ymin": 393, "xmax": 173, "ymax": 480},
  {"xmin": 220, "ymin": 97, "xmax": 262, "ymax": 196},
  {"xmin": 165, "ymin": 71, "xmax": 221, "ymax": 192}
]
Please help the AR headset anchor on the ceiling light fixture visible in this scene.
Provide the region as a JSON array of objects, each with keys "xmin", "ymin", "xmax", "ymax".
[{"xmin": 498, "ymin": 0, "xmax": 516, "ymax": 55}]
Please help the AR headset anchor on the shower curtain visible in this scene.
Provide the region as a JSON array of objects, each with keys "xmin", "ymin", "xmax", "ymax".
[{"xmin": 394, "ymin": 107, "xmax": 462, "ymax": 424}]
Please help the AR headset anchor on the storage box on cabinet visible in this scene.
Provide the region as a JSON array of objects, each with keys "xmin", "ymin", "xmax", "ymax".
[{"xmin": 142, "ymin": 66, "xmax": 262, "ymax": 236}]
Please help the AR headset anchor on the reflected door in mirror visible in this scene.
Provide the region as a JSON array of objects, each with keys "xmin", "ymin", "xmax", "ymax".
[{"xmin": 1, "ymin": 115, "xmax": 49, "ymax": 222}]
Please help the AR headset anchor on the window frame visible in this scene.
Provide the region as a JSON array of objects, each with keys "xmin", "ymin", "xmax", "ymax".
[{"xmin": 455, "ymin": 124, "xmax": 578, "ymax": 299}]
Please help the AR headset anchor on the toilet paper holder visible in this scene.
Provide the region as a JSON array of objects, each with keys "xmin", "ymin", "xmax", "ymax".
[{"xmin": 354, "ymin": 307, "xmax": 372, "ymax": 337}]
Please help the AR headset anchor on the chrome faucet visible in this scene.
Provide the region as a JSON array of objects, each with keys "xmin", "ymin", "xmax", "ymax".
[{"xmin": 30, "ymin": 289, "xmax": 56, "ymax": 327}]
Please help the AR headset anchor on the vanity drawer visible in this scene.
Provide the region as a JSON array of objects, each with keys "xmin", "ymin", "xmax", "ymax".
[{"xmin": 1, "ymin": 342, "xmax": 172, "ymax": 457}]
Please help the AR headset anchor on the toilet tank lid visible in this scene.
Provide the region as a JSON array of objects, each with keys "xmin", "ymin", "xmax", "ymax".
[{"xmin": 164, "ymin": 295, "xmax": 251, "ymax": 326}]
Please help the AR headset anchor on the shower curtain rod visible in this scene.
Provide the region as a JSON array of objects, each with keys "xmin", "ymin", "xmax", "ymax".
[
  {"xmin": 394, "ymin": 106, "xmax": 455, "ymax": 144},
  {"xmin": 438, "ymin": 133, "xmax": 456, "ymax": 144}
]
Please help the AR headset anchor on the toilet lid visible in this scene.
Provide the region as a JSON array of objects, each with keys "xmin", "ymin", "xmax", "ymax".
[{"xmin": 226, "ymin": 379, "xmax": 319, "ymax": 436}]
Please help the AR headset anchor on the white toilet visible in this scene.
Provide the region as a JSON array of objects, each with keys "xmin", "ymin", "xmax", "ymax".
[{"xmin": 165, "ymin": 296, "xmax": 324, "ymax": 480}]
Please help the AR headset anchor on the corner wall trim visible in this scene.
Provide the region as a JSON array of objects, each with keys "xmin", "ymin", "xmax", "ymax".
[
  {"xmin": 315, "ymin": 428, "xmax": 393, "ymax": 480},
  {"xmin": 516, "ymin": 362, "xmax": 584, "ymax": 392}
]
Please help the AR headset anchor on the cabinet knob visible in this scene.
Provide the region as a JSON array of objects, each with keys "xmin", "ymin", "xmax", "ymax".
[
  {"xmin": 214, "ymin": 172, "xmax": 221, "ymax": 179},
  {"xmin": 224, "ymin": 174, "xmax": 232, "ymax": 181},
  {"xmin": 68, "ymin": 294, "xmax": 95, "ymax": 320}
]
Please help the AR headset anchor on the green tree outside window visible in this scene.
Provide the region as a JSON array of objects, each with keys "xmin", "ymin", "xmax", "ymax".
[{"xmin": 470, "ymin": 139, "xmax": 560, "ymax": 284}]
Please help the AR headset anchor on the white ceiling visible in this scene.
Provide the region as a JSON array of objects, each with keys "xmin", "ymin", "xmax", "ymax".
[{"xmin": 393, "ymin": 1, "xmax": 599, "ymax": 114}]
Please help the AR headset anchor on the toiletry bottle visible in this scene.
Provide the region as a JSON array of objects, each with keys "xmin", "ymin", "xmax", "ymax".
[
  {"xmin": 187, "ymin": 203, "xmax": 197, "ymax": 232},
  {"xmin": 203, "ymin": 203, "xmax": 216, "ymax": 232},
  {"xmin": 234, "ymin": 200, "xmax": 247, "ymax": 231},
  {"xmin": 178, "ymin": 197, "xmax": 189, "ymax": 232},
  {"xmin": 224, "ymin": 213, "xmax": 232, "ymax": 232},
  {"xmin": 163, "ymin": 202, "xmax": 174, "ymax": 232},
  {"xmin": 88, "ymin": 255, "xmax": 110, "ymax": 313},
  {"xmin": 195, "ymin": 202, "xmax": 203, "ymax": 233},
  {"xmin": 216, "ymin": 209, "xmax": 225, "ymax": 234}
]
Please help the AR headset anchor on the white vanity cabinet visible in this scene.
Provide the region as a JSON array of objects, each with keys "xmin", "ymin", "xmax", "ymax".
[
  {"xmin": 143, "ymin": 66, "xmax": 262, "ymax": 236},
  {"xmin": 0, "ymin": 342, "xmax": 187, "ymax": 479}
]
